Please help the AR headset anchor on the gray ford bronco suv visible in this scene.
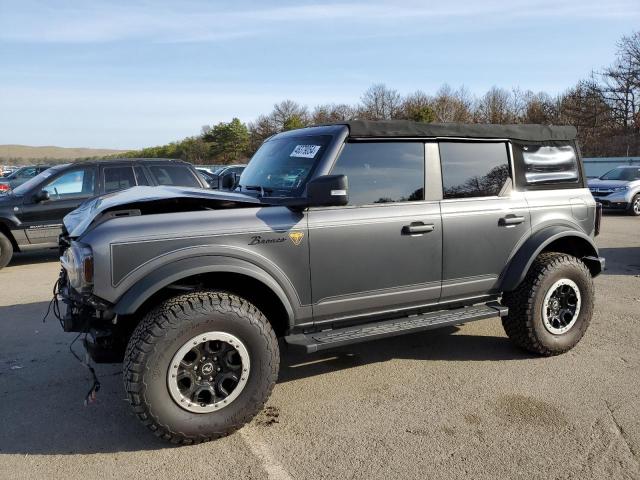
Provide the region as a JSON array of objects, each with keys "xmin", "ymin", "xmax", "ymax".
[{"xmin": 56, "ymin": 120, "xmax": 604, "ymax": 444}]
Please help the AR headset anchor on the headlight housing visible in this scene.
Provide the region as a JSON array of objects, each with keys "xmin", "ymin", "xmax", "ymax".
[
  {"xmin": 61, "ymin": 242, "xmax": 94, "ymax": 292},
  {"xmin": 612, "ymin": 186, "xmax": 629, "ymax": 192}
]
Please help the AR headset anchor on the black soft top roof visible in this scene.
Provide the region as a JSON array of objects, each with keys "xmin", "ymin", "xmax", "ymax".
[{"xmin": 323, "ymin": 120, "xmax": 576, "ymax": 142}]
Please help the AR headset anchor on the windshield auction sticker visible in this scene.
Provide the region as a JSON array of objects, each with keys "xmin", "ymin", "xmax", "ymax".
[{"xmin": 290, "ymin": 145, "xmax": 321, "ymax": 159}]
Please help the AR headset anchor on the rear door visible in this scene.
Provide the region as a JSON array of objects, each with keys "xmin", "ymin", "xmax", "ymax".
[
  {"xmin": 145, "ymin": 163, "xmax": 203, "ymax": 188},
  {"xmin": 100, "ymin": 163, "xmax": 137, "ymax": 194},
  {"xmin": 308, "ymin": 141, "xmax": 442, "ymax": 323},
  {"xmin": 438, "ymin": 141, "xmax": 530, "ymax": 300}
]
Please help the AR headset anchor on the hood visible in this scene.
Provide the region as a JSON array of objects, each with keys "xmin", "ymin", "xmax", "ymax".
[
  {"xmin": 587, "ymin": 179, "xmax": 630, "ymax": 189},
  {"xmin": 64, "ymin": 185, "xmax": 264, "ymax": 238}
]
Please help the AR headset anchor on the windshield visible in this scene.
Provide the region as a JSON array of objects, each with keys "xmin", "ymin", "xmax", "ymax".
[
  {"xmin": 12, "ymin": 166, "xmax": 66, "ymax": 195},
  {"xmin": 238, "ymin": 135, "xmax": 332, "ymax": 197},
  {"xmin": 600, "ymin": 167, "xmax": 640, "ymax": 181}
]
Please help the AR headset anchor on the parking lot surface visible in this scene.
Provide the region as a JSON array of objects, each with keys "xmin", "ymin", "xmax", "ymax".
[{"xmin": 0, "ymin": 215, "xmax": 639, "ymax": 480}]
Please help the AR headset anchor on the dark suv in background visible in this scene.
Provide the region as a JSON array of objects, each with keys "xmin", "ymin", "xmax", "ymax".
[{"xmin": 0, "ymin": 158, "xmax": 206, "ymax": 267}]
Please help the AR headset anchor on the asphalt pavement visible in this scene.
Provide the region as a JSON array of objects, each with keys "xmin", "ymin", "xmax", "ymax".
[{"xmin": 0, "ymin": 215, "xmax": 639, "ymax": 480}]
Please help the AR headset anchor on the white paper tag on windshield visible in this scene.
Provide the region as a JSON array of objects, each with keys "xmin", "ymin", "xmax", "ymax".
[{"xmin": 290, "ymin": 145, "xmax": 321, "ymax": 159}]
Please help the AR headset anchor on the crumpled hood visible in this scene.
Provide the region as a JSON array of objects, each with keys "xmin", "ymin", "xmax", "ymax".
[{"xmin": 64, "ymin": 186, "xmax": 263, "ymax": 238}]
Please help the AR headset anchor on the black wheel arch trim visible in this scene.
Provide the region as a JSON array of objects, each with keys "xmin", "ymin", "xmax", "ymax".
[
  {"xmin": 112, "ymin": 255, "xmax": 296, "ymax": 327},
  {"xmin": 500, "ymin": 226, "xmax": 602, "ymax": 291}
]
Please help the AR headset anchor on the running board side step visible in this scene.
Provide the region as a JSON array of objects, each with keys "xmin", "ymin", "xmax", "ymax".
[{"xmin": 285, "ymin": 302, "xmax": 507, "ymax": 353}]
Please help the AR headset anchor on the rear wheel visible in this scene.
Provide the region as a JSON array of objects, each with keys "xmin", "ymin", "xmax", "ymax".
[
  {"xmin": 0, "ymin": 232, "xmax": 14, "ymax": 269},
  {"xmin": 502, "ymin": 252, "xmax": 594, "ymax": 356},
  {"xmin": 628, "ymin": 194, "xmax": 640, "ymax": 216},
  {"xmin": 124, "ymin": 290, "xmax": 279, "ymax": 444}
]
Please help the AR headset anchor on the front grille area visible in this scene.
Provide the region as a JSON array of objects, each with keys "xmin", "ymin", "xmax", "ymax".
[{"xmin": 590, "ymin": 190, "xmax": 613, "ymax": 197}]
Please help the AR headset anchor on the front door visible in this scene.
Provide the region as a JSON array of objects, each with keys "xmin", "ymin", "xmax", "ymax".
[
  {"xmin": 438, "ymin": 141, "xmax": 531, "ymax": 300},
  {"xmin": 17, "ymin": 166, "xmax": 97, "ymax": 244},
  {"xmin": 308, "ymin": 141, "xmax": 442, "ymax": 323}
]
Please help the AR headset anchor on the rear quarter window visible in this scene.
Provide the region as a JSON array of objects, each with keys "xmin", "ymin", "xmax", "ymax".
[{"xmin": 512, "ymin": 142, "xmax": 582, "ymax": 189}]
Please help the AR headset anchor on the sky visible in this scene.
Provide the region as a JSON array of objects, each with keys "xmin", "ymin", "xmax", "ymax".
[{"xmin": 1, "ymin": 0, "xmax": 639, "ymax": 149}]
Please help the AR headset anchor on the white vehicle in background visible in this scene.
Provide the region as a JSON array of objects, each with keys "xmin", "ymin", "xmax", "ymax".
[{"xmin": 588, "ymin": 166, "xmax": 640, "ymax": 216}]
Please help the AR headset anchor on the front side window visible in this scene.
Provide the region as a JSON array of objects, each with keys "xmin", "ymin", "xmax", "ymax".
[
  {"xmin": 440, "ymin": 142, "xmax": 510, "ymax": 199},
  {"xmin": 43, "ymin": 168, "xmax": 95, "ymax": 200},
  {"xmin": 331, "ymin": 142, "xmax": 424, "ymax": 206},
  {"xmin": 104, "ymin": 166, "xmax": 136, "ymax": 193},
  {"xmin": 239, "ymin": 135, "xmax": 332, "ymax": 197}
]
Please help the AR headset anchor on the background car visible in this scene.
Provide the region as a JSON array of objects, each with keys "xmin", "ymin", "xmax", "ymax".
[
  {"xmin": 588, "ymin": 165, "xmax": 640, "ymax": 215},
  {"xmin": 0, "ymin": 165, "xmax": 51, "ymax": 194},
  {"xmin": 1, "ymin": 165, "xmax": 21, "ymax": 177},
  {"xmin": 0, "ymin": 158, "xmax": 207, "ymax": 267},
  {"xmin": 196, "ymin": 167, "xmax": 217, "ymax": 188}
]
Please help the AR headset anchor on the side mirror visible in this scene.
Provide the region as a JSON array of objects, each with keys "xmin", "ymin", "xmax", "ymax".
[
  {"xmin": 220, "ymin": 172, "xmax": 237, "ymax": 190},
  {"xmin": 34, "ymin": 190, "xmax": 50, "ymax": 203},
  {"xmin": 307, "ymin": 175, "xmax": 348, "ymax": 207}
]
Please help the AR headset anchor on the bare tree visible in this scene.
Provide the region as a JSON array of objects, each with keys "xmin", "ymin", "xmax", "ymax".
[
  {"xmin": 359, "ymin": 84, "xmax": 402, "ymax": 120},
  {"xmin": 432, "ymin": 85, "xmax": 473, "ymax": 122},
  {"xmin": 311, "ymin": 103, "xmax": 356, "ymax": 124},
  {"xmin": 474, "ymin": 86, "xmax": 515, "ymax": 124},
  {"xmin": 270, "ymin": 100, "xmax": 310, "ymax": 130}
]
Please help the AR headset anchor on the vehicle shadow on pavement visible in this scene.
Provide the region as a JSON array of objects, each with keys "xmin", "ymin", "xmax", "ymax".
[
  {"xmin": 598, "ymin": 247, "xmax": 640, "ymax": 276},
  {"xmin": 278, "ymin": 325, "xmax": 533, "ymax": 384},
  {"xmin": 7, "ymin": 249, "xmax": 59, "ymax": 267},
  {"xmin": 0, "ymin": 300, "xmax": 171, "ymax": 455},
  {"xmin": 0, "ymin": 303, "xmax": 529, "ymax": 455}
]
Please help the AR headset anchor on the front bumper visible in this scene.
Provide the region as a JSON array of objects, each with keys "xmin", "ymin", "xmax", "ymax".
[
  {"xmin": 591, "ymin": 190, "xmax": 632, "ymax": 209},
  {"xmin": 597, "ymin": 199, "xmax": 629, "ymax": 210},
  {"xmin": 57, "ymin": 268, "xmax": 114, "ymax": 332}
]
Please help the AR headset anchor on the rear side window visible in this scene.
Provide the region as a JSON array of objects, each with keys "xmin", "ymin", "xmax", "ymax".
[
  {"xmin": 331, "ymin": 142, "xmax": 424, "ymax": 206},
  {"xmin": 148, "ymin": 165, "xmax": 201, "ymax": 187},
  {"xmin": 521, "ymin": 145, "xmax": 579, "ymax": 185},
  {"xmin": 440, "ymin": 142, "xmax": 510, "ymax": 199},
  {"xmin": 104, "ymin": 166, "xmax": 136, "ymax": 193}
]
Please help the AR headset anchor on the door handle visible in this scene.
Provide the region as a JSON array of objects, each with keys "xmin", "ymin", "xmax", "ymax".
[
  {"xmin": 499, "ymin": 215, "xmax": 525, "ymax": 226},
  {"xmin": 402, "ymin": 222, "xmax": 435, "ymax": 235}
]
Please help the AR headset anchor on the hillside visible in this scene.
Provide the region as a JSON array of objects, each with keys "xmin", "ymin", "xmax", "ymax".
[{"xmin": 0, "ymin": 144, "xmax": 129, "ymax": 162}]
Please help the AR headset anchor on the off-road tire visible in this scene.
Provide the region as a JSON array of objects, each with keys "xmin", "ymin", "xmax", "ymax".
[
  {"xmin": 628, "ymin": 194, "xmax": 640, "ymax": 216},
  {"xmin": 124, "ymin": 290, "xmax": 279, "ymax": 444},
  {"xmin": 502, "ymin": 252, "xmax": 594, "ymax": 356},
  {"xmin": 0, "ymin": 232, "xmax": 13, "ymax": 269}
]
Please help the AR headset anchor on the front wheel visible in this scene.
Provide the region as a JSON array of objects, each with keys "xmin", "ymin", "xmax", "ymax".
[
  {"xmin": 502, "ymin": 252, "xmax": 594, "ymax": 356},
  {"xmin": 124, "ymin": 290, "xmax": 279, "ymax": 444},
  {"xmin": 628, "ymin": 194, "xmax": 640, "ymax": 216},
  {"xmin": 0, "ymin": 232, "xmax": 14, "ymax": 269}
]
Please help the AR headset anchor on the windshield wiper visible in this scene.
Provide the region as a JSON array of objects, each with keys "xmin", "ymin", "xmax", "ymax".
[{"xmin": 240, "ymin": 185, "xmax": 274, "ymax": 197}]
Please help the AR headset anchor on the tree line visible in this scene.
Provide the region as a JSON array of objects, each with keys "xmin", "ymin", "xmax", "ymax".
[{"xmin": 123, "ymin": 30, "xmax": 640, "ymax": 164}]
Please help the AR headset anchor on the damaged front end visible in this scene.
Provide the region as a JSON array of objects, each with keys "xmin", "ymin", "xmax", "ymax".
[{"xmin": 57, "ymin": 229, "xmax": 125, "ymax": 363}]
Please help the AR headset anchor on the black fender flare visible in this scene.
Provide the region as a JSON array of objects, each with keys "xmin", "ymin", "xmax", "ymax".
[
  {"xmin": 112, "ymin": 255, "xmax": 296, "ymax": 326},
  {"xmin": 499, "ymin": 226, "xmax": 601, "ymax": 292}
]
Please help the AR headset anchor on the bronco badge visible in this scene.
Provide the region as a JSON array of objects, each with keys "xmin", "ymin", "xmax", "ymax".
[{"xmin": 288, "ymin": 231, "xmax": 305, "ymax": 246}]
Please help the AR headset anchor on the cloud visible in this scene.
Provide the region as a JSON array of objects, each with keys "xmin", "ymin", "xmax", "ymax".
[{"xmin": 2, "ymin": 0, "xmax": 638, "ymax": 44}]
